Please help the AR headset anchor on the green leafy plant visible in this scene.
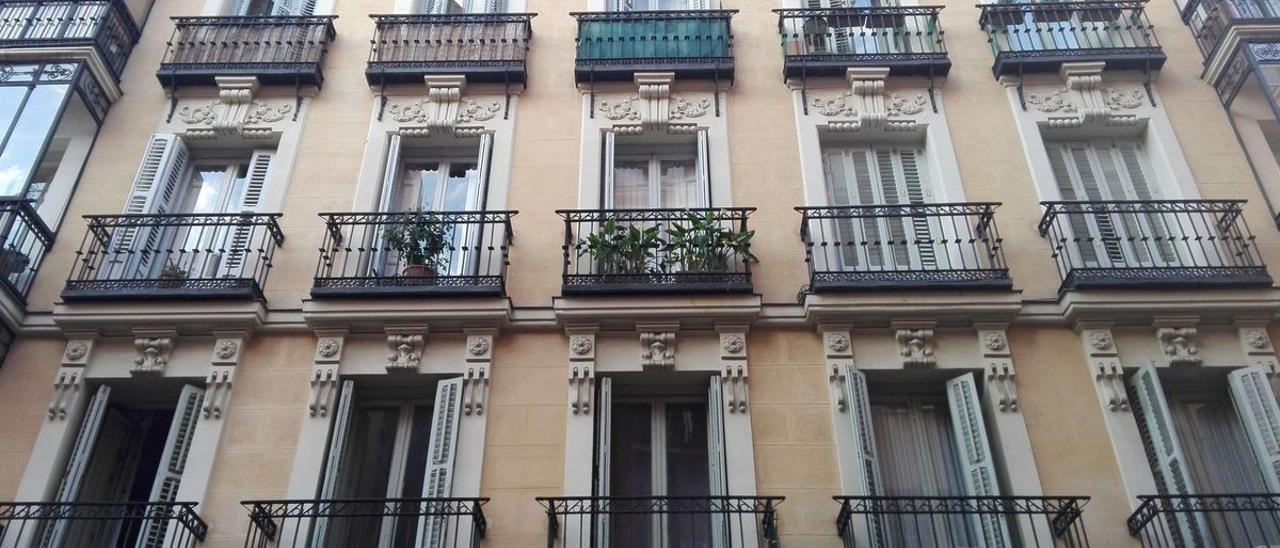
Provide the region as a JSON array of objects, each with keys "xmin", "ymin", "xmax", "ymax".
[
  {"xmin": 578, "ymin": 217, "xmax": 662, "ymax": 275},
  {"xmin": 662, "ymin": 211, "xmax": 757, "ymax": 272},
  {"xmin": 382, "ymin": 211, "xmax": 453, "ymax": 275}
]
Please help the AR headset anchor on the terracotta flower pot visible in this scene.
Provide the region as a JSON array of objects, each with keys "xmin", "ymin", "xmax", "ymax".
[{"xmin": 402, "ymin": 264, "xmax": 439, "ymax": 278}]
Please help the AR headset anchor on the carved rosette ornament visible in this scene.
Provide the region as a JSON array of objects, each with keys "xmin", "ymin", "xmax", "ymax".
[
  {"xmin": 1157, "ymin": 327, "xmax": 1201, "ymax": 367},
  {"xmin": 722, "ymin": 335, "xmax": 745, "ymax": 355},
  {"xmin": 896, "ymin": 329, "xmax": 935, "ymax": 368},
  {"xmin": 826, "ymin": 333, "xmax": 851, "ymax": 353},
  {"xmin": 570, "ymin": 336, "xmax": 594, "ymax": 356},
  {"xmin": 1236, "ymin": 322, "xmax": 1280, "ymax": 373},
  {"xmin": 467, "ymin": 336, "xmax": 491, "ymax": 357},
  {"xmin": 62, "ymin": 340, "xmax": 92, "ymax": 366},
  {"xmin": 214, "ymin": 340, "xmax": 238, "ymax": 360},
  {"xmin": 317, "ymin": 338, "xmax": 341, "ymax": 359}
]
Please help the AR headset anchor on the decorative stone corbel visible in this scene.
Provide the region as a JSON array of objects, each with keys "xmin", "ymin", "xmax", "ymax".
[
  {"xmin": 639, "ymin": 323, "xmax": 677, "ymax": 370},
  {"xmin": 177, "ymin": 76, "xmax": 293, "ymax": 140},
  {"xmin": 1236, "ymin": 320, "xmax": 1279, "ymax": 374},
  {"xmin": 385, "ymin": 326, "xmax": 426, "ymax": 373},
  {"xmin": 47, "ymin": 367, "xmax": 83, "ymax": 420},
  {"xmin": 463, "ymin": 330, "xmax": 494, "ymax": 416},
  {"xmin": 1079, "ymin": 322, "xmax": 1127, "ymax": 411},
  {"xmin": 1155, "ymin": 317, "xmax": 1200, "ymax": 367},
  {"xmin": 132, "ymin": 329, "xmax": 176, "ymax": 376},
  {"xmin": 423, "ymin": 75, "xmax": 464, "ymax": 132},
  {"xmin": 1023, "ymin": 62, "xmax": 1143, "ymax": 129},
  {"xmin": 893, "ymin": 321, "xmax": 935, "ymax": 368},
  {"xmin": 567, "ymin": 326, "xmax": 597, "ymax": 415},
  {"xmin": 822, "ymin": 325, "xmax": 855, "ymax": 412},
  {"xmin": 811, "ymin": 68, "xmax": 925, "ymax": 133},
  {"xmin": 977, "ymin": 324, "xmax": 1018, "ymax": 412},
  {"xmin": 718, "ymin": 326, "xmax": 749, "ymax": 413},
  {"xmin": 309, "ymin": 330, "xmax": 345, "ymax": 418},
  {"xmin": 202, "ymin": 331, "xmax": 247, "ymax": 419},
  {"xmin": 636, "ymin": 72, "xmax": 674, "ymax": 132}
]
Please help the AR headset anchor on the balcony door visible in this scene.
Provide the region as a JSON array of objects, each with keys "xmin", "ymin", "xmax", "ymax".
[
  {"xmin": 805, "ymin": 0, "xmax": 909, "ymax": 56},
  {"xmin": 234, "ymin": 0, "xmax": 316, "ymax": 16},
  {"xmin": 419, "ymin": 0, "xmax": 506, "ymax": 13},
  {"xmin": 610, "ymin": 0, "xmax": 715, "ymax": 10},
  {"xmin": 603, "ymin": 132, "xmax": 710, "ymax": 210}
]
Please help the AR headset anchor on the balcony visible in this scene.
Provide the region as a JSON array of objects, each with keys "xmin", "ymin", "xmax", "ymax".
[
  {"xmin": 1186, "ymin": 0, "xmax": 1280, "ymax": 60},
  {"xmin": 156, "ymin": 16, "xmax": 337, "ymax": 88},
  {"xmin": 0, "ymin": 0, "xmax": 140, "ymax": 81},
  {"xmin": 242, "ymin": 497, "xmax": 487, "ymax": 547},
  {"xmin": 558, "ymin": 208, "xmax": 756, "ymax": 296},
  {"xmin": 1128, "ymin": 494, "xmax": 1280, "ymax": 546},
  {"xmin": 572, "ymin": 10, "xmax": 736, "ymax": 83},
  {"xmin": 366, "ymin": 13, "xmax": 534, "ymax": 86},
  {"xmin": 62, "ymin": 213, "xmax": 284, "ymax": 302},
  {"xmin": 1037, "ymin": 200, "xmax": 1272, "ymax": 291},
  {"xmin": 774, "ymin": 6, "xmax": 950, "ymax": 79},
  {"xmin": 835, "ymin": 496, "xmax": 1091, "ymax": 547},
  {"xmin": 0, "ymin": 501, "xmax": 206, "ymax": 548},
  {"xmin": 537, "ymin": 496, "xmax": 783, "ymax": 548},
  {"xmin": 0, "ymin": 200, "xmax": 53, "ymax": 304},
  {"xmin": 797, "ymin": 203, "xmax": 1011, "ymax": 292},
  {"xmin": 978, "ymin": 1, "xmax": 1165, "ymax": 78},
  {"xmin": 311, "ymin": 211, "xmax": 515, "ymax": 298}
]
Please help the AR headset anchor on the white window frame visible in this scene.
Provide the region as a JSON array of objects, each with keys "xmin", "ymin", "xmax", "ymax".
[{"xmin": 606, "ymin": 151, "xmax": 705, "ymax": 209}]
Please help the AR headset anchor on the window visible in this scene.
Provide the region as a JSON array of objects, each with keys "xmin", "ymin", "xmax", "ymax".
[
  {"xmin": 821, "ymin": 146, "xmax": 941, "ymax": 271},
  {"xmin": 610, "ymin": 0, "xmax": 714, "ymax": 10},
  {"xmin": 314, "ymin": 378, "xmax": 465, "ymax": 548},
  {"xmin": 594, "ymin": 377, "xmax": 729, "ymax": 546},
  {"xmin": 803, "ymin": 0, "xmax": 911, "ymax": 55},
  {"xmin": 232, "ymin": 0, "xmax": 315, "ymax": 15},
  {"xmin": 603, "ymin": 132, "xmax": 709, "ymax": 209},
  {"xmin": 44, "ymin": 385, "xmax": 204, "ymax": 548},
  {"xmin": 418, "ymin": 0, "xmax": 506, "ymax": 13}
]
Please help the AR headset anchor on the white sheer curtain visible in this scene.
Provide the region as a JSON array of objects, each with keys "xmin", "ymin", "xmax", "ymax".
[{"xmin": 870, "ymin": 398, "xmax": 966, "ymax": 548}]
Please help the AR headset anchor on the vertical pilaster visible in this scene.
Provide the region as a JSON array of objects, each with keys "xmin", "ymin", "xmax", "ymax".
[
  {"xmin": 14, "ymin": 334, "xmax": 97, "ymax": 503},
  {"xmin": 1077, "ymin": 320, "xmax": 1155, "ymax": 508},
  {"xmin": 454, "ymin": 329, "xmax": 494, "ymax": 498},
  {"xmin": 285, "ymin": 330, "xmax": 346, "ymax": 498},
  {"xmin": 563, "ymin": 325, "xmax": 598, "ymax": 498}
]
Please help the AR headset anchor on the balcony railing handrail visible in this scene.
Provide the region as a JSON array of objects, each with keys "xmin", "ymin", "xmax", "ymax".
[
  {"xmin": 774, "ymin": 5, "xmax": 946, "ymax": 16},
  {"xmin": 977, "ymin": 0, "xmax": 1150, "ymax": 13},
  {"xmin": 537, "ymin": 495, "xmax": 785, "ymax": 512},
  {"xmin": 0, "ymin": 199, "xmax": 53, "ymax": 246},
  {"xmin": 557, "ymin": 207, "xmax": 756, "ymax": 221},
  {"xmin": 169, "ymin": 14, "xmax": 338, "ymax": 27},
  {"xmin": 319, "ymin": 210, "xmax": 517, "ymax": 223},
  {"xmin": 370, "ymin": 12, "xmax": 536, "ymax": 24},
  {"xmin": 1127, "ymin": 493, "xmax": 1280, "ymax": 542},
  {"xmin": 0, "ymin": 500, "xmax": 208, "ymax": 540},
  {"xmin": 1037, "ymin": 199, "xmax": 1246, "ymax": 236},
  {"xmin": 242, "ymin": 497, "xmax": 490, "ymax": 518},
  {"xmin": 797, "ymin": 202, "xmax": 1000, "ymax": 217},
  {"xmin": 836, "ymin": 495, "xmax": 1090, "ymax": 541},
  {"xmin": 571, "ymin": 9, "xmax": 739, "ymax": 20}
]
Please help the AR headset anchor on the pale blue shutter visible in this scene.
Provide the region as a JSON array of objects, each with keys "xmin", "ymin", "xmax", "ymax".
[
  {"xmin": 595, "ymin": 377, "xmax": 613, "ymax": 547},
  {"xmin": 136, "ymin": 385, "xmax": 205, "ymax": 548},
  {"xmin": 312, "ymin": 380, "xmax": 355, "ymax": 546},
  {"xmin": 417, "ymin": 377, "xmax": 464, "ymax": 547},
  {"xmin": 42, "ymin": 385, "xmax": 111, "ymax": 548},
  {"xmin": 218, "ymin": 149, "xmax": 273, "ymax": 279},
  {"xmin": 841, "ymin": 365, "xmax": 883, "ymax": 547},
  {"xmin": 1228, "ymin": 366, "xmax": 1280, "ymax": 492},
  {"xmin": 707, "ymin": 376, "xmax": 729, "ymax": 548},
  {"xmin": 945, "ymin": 373, "xmax": 1011, "ymax": 548},
  {"xmin": 1131, "ymin": 363, "xmax": 1207, "ymax": 546},
  {"xmin": 114, "ymin": 134, "xmax": 189, "ymax": 279}
]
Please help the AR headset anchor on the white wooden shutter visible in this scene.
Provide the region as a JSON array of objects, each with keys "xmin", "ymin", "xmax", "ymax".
[
  {"xmin": 1131, "ymin": 363, "xmax": 1207, "ymax": 546},
  {"xmin": 611, "ymin": 0, "xmax": 634, "ymax": 11},
  {"xmin": 707, "ymin": 376, "xmax": 729, "ymax": 548},
  {"xmin": 945, "ymin": 373, "xmax": 1011, "ymax": 548},
  {"xmin": 312, "ymin": 380, "xmax": 355, "ymax": 546},
  {"xmin": 271, "ymin": 0, "xmax": 300, "ymax": 15},
  {"xmin": 42, "ymin": 385, "xmax": 111, "ymax": 548},
  {"xmin": 464, "ymin": 134, "xmax": 495, "ymax": 277},
  {"xmin": 114, "ymin": 134, "xmax": 189, "ymax": 278},
  {"xmin": 897, "ymin": 149, "xmax": 937, "ymax": 269},
  {"xmin": 1229, "ymin": 366, "xmax": 1280, "ymax": 492},
  {"xmin": 136, "ymin": 385, "xmax": 205, "ymax": 548},
  {"xmin": 695, "ymin": 130, "xmax": 711, "ymax": 207},
  {"xmin": 416, "ymin": 377, "xmax": 464, "ymax": 548},
  {"xmin": 840, "ymin": 365, "xmax": 883, "ymax": 547},
  {"xmin": 602, "ymin": 132, "xmax": 617, "ymax": 209},
  {"xmin": 1049, "ymin": 142, "xmax": 1126, "ymax": 266},
  {"xmin": 688, "ymin": 0, "xmax": 710, "ymax": 10},
  {"xmin": 594, "ymin": 377, "xmax": 613, "ymax": 547},
  {"xmin": 218, "ymin": 150, "xmax": 273, "ymax": 279},
  {"xmin": 873, "ymin": 150, "xmax": 912, "ymax": 269},
  {"xmin": 379, "ymin": 135, "xmax": 405, "ymax": 213}
]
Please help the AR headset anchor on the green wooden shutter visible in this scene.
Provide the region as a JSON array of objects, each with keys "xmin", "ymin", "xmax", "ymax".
[
  {"xmin": 841, "ymin": 365, "xmax": 883, "ymax": 547},
  {"xmin": 874, "ymin": 149, "xmax": 912, "ymax": 268},
  {"xmin": 1228, "ymin": 366, "xmax": 1280, "ymax": 492},
  {"xmin": 595, "ymin": 377, "xmax": 613, "ymax": 547},
  {"xmin": 417, "ymin": 377, "xmax": 464, "ymax": 547},
  {"xmin": 312, "ymin": 380, "xmax": 355, "ymax": 546},
  {"xmin": 946, "ymin": 373, "xmax": 1011, "ymax": 548},
  {"xmin": 1131, "ymin": 363, "xmax": 1207, "ymax": 546},
  {"xmin": 136, "ymin": 385, "xmax": 205, "ymax": 548}
]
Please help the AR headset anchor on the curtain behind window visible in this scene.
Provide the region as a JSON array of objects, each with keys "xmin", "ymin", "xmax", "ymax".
[{"xmin": 871, "ymin": 398, "xmax": 966, "ymax": 548}]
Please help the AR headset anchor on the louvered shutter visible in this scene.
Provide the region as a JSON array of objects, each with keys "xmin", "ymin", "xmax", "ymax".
[
  {"xmin": 375, "ymin": 136, "xmax": 405, "ymax": 277},
  {"xmin": 840, "ymin": 365, "xmax": 883, "ymax": 547},
  {"xmin": 481, "ymin": 0, "xmax": 506, "ymax": 12},
  {"xmin": 611, "ymin": 0, "xmax": 634, "ymax": 11},
  {"xmin": 136, "ymin": 385, "xmax": 205, "ymax": 548},
  {"xmin": 945, "ymin": 373, "xmax": 1011, "ymax": 548},
  {"xmin": 1094, "ymin": 143, "xmax": 1155, "ymax": 266},
  {"xmin": 849, "ymin": 149, "xmax": 883, "ymax": 268},
  {"xmin": 688, "ymin": 0, "xmax": 710, "ymax": 9},
  {"xmin": 113, "ymin": 134, "xmax": 189, "ymax": 279},
  {"xmin": 821, "ymin": 150, "xmax": 859, "ymax": 272},
  {"xmin": 594, "ymin": 377, "xmax": 613, "ymax": 547},
  {"xmin": 1047, "ymin": 142, "xmax": 1121, "ymax": 267},
  {"xmin": 873, "ymin": 149, "xmax": 912, "ymax": 269},
  {"xmin": 695, "ymin": 129, "xmax": 711, "ymax": 207},
  {"xmin": 416, "ymin": 377, "xmax": 464, "ymax": 548},
  {"xmin": 312, "ymin": 380, "xmax": 355, "ymax": 546},
  {"xmin": 707, "ymin": 376, "xmax": 729, "ymax": 548},
  {"xmin": 217, "ymin": 150, "xmax": 272, "ymax": 280},
  {"xmin": 602, "ymin": 131, "xmax": 617, "ymax": 208},
  {"xmin": 1229, "ymin": 366, "xmax": 1280, "ymax": 492},
  {"xmin": 1131, "ymin": 363, "xmax": 1207, "ymax": 546},
  {"xmin": 42, "ymin": 385, "xmax": 111, "ymax": 548},
  {"xmin": 420, "ymin": 0, "xmax": 442, "ymax": 13},
  {"xmin": 1115, "ymin": 142, "xmax": 1177, "ymax": 263},
  {"xmin": 898, "ymin": 149, "xmax": 937, "ymax": 269}
]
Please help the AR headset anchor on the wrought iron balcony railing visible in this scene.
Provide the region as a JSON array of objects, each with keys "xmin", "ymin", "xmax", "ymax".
[
  {"xmin": 978, "ymin": 1, "xmax": 1165, "ymax": 78},
  {"xmin": 797, "ymin": 203, "xmax": 1010, "ymax": 292},
  {"xmin": 1185, "ymin": 0, "xmax": 1280, "ymax": 59},
  {"xmin": 1037, "ymin": 200, "xmax": 1271, "ymax": 291},
  {"xmin": 312, "ymin": 210, "xmax": 515, "ymax": 298},
  {"xmin": 558, "ymin": 207, "xmax": 756, "ymax": 295},
  {"xmin": 156, "ymin": 15, "xmax": 337, "ymax": 88},
  {"xmin": 572, "ymin": 9, "xmax": 737, "ymax": 83},
  {"xmin": 774, "ymin": 6, "xmax": 950, "ymax": 79},
  {"xmin": 367, "ymin": 13, "xmax": 534, "ymax": 86},
  {"xmin": 1128, "ymin": 494, "xmax": 1280, "ymax": 547},
  {"xmin": 836, "ymin": 496, "xmax": 1091, "ymax": 548},
  {"xmin": 536, "ymin": 496, "xmax": 783, "ymax": 548},
  {"xmin": 0, "ymin": 0, "xmax": 140, "ymax": 81},
  {"xmin": 0, "ymin": 501, "xmax": 207, "ymax": 548},
  {"xmin": 0, "ymin": 199, "xmax": 53, "ymax": 304},
  {"xmin": 63, "ymin": 212, "xmax": 284, "ymax": 302},
  {"xmin": 242, "ymin": 497, "xmax": 488, "ymax": 548}
]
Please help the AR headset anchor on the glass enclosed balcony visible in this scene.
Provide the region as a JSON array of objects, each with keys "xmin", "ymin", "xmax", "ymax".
[
  {"xmin": 572, "ymin": 9, "xmax": 736, "ymax": 83},
  {"xmin": 0, "ymin": 0, "xmax": 141, "ymax": 82}
]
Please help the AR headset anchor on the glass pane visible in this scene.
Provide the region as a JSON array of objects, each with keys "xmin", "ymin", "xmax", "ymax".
[
  {"xmin": 330, "ymin": 406, "xmax": 402, "ymax": 548},
  {"xmin": 188, "ymin": 167, "xmax": 230, "ymax": 214},
  {"xmin": 613, "ymin": 160, "xmax": 650, "ymax": 209},
  {"xmin": 610, "ymin": 403, "xmax": 653, "ymax": 548},
  {"xmin": 393, "ymin": 404, "xmax": 435, "ymax": 546},
  {"xmin": 0, "ymin": 84, "xmax": 67, "ymax": 196},
  {"xmin": 0, "ymin": 88, "xmax": 31, "ymax": 177},
  {"xmin": 441, "ymin": 161, "xmax": 479, "ymax": 211},
  {"xmin": 400, "ymin": 162, "xmax": 440, "ymax": 212},
  {"xmin": 666, "ymin": 403, "xmax": 710, "ymax": 547},
  {"xmin": 659, "ymin": 159, "xmax": 699, "ymax": 208}
]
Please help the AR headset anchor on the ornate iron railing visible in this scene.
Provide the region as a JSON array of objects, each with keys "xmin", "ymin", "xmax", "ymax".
[
  {"xmin": 536, "ymin": 496, "xmax": 783, "ymax": 548},
  {"xmin": 157, "ymin": 16, "xmax": 337, "ymax": 87},
  {"xmin": 978, "ymin": 1, "xmax": 1165, "ymax": 77},
  {"xmin": 797, "ymin": 203, "xmax": 1009, "ymax": 292},
  {"xmin": 1186, "ymin": 0, "xmax": 1280, "ymax": 59},
  {"xmin": 1128, "ymin": 494, "xmax": 1280, "ymax": 547},
  {"xmin": 63, "ymin": 212, "xmax": 284, "ymax": 301},
  {"xmin": 774, "ymin": 6, "xmax": 950, "ymax": 78},
  {"xmin": 241, "ymin": 497, "xmax": 488, "ymax": 548},
  {"xmin": 0, "ymin": 199, "xmax": 53, "ymax": 303},
  {"xmin": 367, "ymin": 13, "xmax": 534, "ymax": 85},
  {"xmin": 836, "ymin": 496, "xmax": 1091, "ymax": 547},
  {"xmin": 312, "ymin": 210, "xmax": 515, "ymax": 298},
  {"xmin": 571, "ymin": 9, "xmax": 737, "ymax": 82},
  {"xmin": 0, "ymin": 501, "xmax": 206, "ymax": 548},
  {"xmin": 1037, "ymin": 200, "xmax": 1271, "ymax": 291},
  {"xmin": 0, "ymin": 0, "xmax": 140, "ymax": 80},
  {"xmin": 557, "ymin": 207, "xmax": 756, "ymax": 295}
]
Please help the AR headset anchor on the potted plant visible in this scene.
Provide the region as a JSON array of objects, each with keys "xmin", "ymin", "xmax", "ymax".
[
  {"xmin": 159, "ymin": 258, "xmax": 188, "ymax": 280},
  {"xmin": 577, "ymin": 217, "xmax": 662, "ymax": 277},
  {"xmin": 662, "ymin": 211, "xmax": 757, "ymax": 273},
  {"xmin": 382, "ymin": 211, "xmax": 452, "ymax": 277}
]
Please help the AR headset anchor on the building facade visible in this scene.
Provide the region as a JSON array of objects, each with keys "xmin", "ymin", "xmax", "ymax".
[{"xmin": 1, "ymin": 0, "xmax": 1280, "ymax": 545}]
